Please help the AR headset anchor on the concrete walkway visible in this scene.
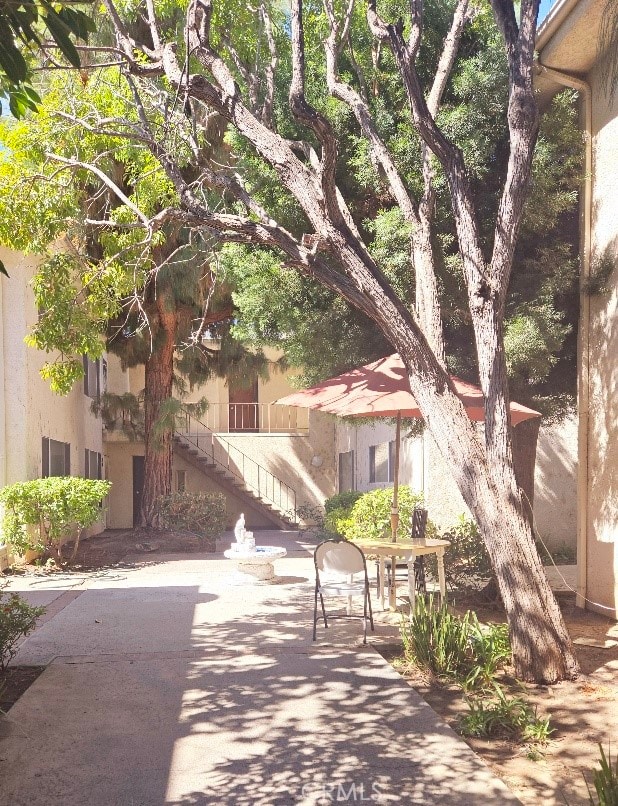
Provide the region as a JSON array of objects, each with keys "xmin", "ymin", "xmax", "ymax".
[{"xmin": 0, "ymin": 531, "xmax": 518, "ymax": 805}]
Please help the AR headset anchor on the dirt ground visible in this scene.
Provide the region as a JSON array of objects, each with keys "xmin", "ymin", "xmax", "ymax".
[
  {"xmin": 3, "ymin": 529, "xmax": 618, "ymax": 804},
  {"xmin": 388, "ymin": 590, "xmax": 618, "ymax": 806}
]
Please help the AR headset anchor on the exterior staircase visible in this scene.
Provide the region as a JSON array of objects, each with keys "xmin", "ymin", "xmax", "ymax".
[{"xmin": 173, "ymin": 410, "xmax": 299, "ymax": 530}]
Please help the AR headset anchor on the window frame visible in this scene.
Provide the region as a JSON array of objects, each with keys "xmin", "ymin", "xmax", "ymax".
[
  {"xmin": 84, "ymin": 449, "xmax": 103, "ymax": 480},
  {"xmin": 83, "ymin": 356, "xmax": 101, "ymax": 400},
  {"xmin": 42, "ymin": 437, "xmax": 70, "ymax": 477},
  {"xmin": 369, "ymin": 440, "xmax": 395, "ymax": 484}
]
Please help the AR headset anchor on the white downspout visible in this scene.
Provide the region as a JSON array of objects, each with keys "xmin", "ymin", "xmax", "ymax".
[{"xmin": 537, "ymin": 62, "xmax": 592, "ymax": 610}]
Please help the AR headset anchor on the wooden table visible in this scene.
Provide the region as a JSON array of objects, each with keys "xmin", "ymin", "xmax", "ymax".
[{"xmin": 354, "ymin": 538, "xmax": 451, "ymax": 611}]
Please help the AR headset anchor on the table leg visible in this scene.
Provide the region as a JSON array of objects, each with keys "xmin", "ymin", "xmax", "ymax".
[
  {"xmin": 437, "ymin": 548, "xmax": 446, "ymax": 602},
  {"xmin": 378, "ymin": 558, "xmax": 385, "ymax": 609},
  {"xmin": 389, "ymin": 555, "xmax": 397, "ymax": 610},
  {"xmin": 407, "ymin": 554, "xmax": 417, "ymax": 621}
]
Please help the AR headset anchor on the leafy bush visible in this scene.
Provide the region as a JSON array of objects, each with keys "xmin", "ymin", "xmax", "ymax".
[
  {"xmin": 343, "ymin": 486, "xmax": 429, "ymax": 541},
  {"xmin": 323, "ymin": 505, "xmax": 354, "ymax": 537},
  {"xmin": 0, "ymin": 588, "xmax": 45, "ymax": 672},
  {"xmin": 156, "ymin": 491, "xmax": 226, "ymax": 550},
  {"xmin": 324, "ymin": 490, "xmax": 363, "ymax": 514},
  {"xmin": 441, "ymin": 514, "xmax": 493, "ymax": 590},
  {"xmin": 586, "ymin": 744, "xmax": 618, "ymax": 805},
  {"xmin": 0, "ymin": 477, "xmax": 111, "ymax": 562}
]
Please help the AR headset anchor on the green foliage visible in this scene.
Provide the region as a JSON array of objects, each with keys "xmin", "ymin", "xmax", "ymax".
[
  {"xmin": 156, "ymin": 492, "xmax": 226, "ymax": 548},
  {"xmin": 401, "ymin": 595, "xmax": 510, "ymax": 689},
  {"xmin": 324, "ymin": 490, "xmax": 363, "ymax": 514},
  {"xmin": 402, "ymin": 595, "xmax": 475, "ymax": 681},
  {"xmin": 225, "ymin": 243, "xmax": 390, "ymax": 386},
  {"xmin": 401, "ymin": 596, "xmax": 551, "ymax": 745},
  {"xmin": 586, "ymin": 744, "xmax": 618, "ymax": 806},
  {"xmin": 343, "ymin": 486, "xmax": 427, "ymax": 541},
  {"xmin": 324, "ymin": 506, "xmax": 355, "ymax": 539},
  {"xmin": 504, "ymin": 305, "xmax": 569, "ymax": 385},
  {"xmin": 0, "ymin": 0, "xmax": 95, "ymax": 117},
  {"xmin": 0, "ymin": 477, "xmax": 111, "ymax": 558},
  {"xmin": 459, "ymin": 688, "xmax": 553, "ymax": 744},
  {"xmin": 0, "ymin": 588, "xmax": 45, "ymax": 672},
  {"xmin": 441, "ymin": 514, "xmax": 493, "ymax": 590},
  {"xmin": 25, "ymin": 253, "xmax": 116, "ymax": 394}
]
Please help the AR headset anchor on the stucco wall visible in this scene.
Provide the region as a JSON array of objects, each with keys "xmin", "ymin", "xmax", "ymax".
[
  {"xmin": 0, "ymin": 247, "xmax": 105, "ymax": 567},
  {"xmin": 534, "ymin": 413, "xmax": 578, "ymax": 551},
  {"xmin": 582, "ymin": 67, "xmax": 618, "ymax": 616},
  {"xmin": 335, "ymin": 415, "xmax": 579, "ymax": 542},
  {"xmin": 104, "ymin": 348, "xmax": 332, "ymax": 529}
]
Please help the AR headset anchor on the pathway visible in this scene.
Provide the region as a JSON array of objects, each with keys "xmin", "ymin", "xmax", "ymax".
[{"xmin": 0, "ymin": 531, "xmax": 518, "ymax": 805}]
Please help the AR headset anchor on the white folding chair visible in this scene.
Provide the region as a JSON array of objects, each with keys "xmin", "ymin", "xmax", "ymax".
[{"xmin": 313, "ymin": 539, "xmax": 375, "ymax": 643}]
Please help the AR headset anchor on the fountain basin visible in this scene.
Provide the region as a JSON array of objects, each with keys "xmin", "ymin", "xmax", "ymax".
[{"xmin": 223, "ymin": 545, "xmax": 287, "ymax": 582}]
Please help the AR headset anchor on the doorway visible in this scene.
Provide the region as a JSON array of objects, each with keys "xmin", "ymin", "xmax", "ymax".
[
  {"xmin": 228, "ymin": 376, "xmax": 259, "ymax": 432},
  {"xmin": 132, "ymin": 455, "xmax": 145, "ymax": 526}
]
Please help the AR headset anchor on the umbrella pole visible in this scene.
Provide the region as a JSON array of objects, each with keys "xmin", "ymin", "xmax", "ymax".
[{"xmin": 389, "ymin": 413, "xmax": 401, "ymax": 609}]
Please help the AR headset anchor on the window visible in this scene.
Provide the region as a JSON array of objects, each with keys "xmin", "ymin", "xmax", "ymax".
[
  {"xmin": 338, "ymin": 450, "xmax": 355, "ymax": 493},
  {"xmin": 83, "ymin": 356, "xmax": 100, "ymax": 400},
  {"xmin": 176, "ymin": 469, "xmax": 187, "ymax": 492},
  {"xmin": 85, "ymin": 449, "xmax": 103, "ymax": 480},
  {"xmin": 42, "ymin": 437, "xmax": 70, "ymax": 477},
  {"xmin": 369, "ymin": 441, "xmax": 395, "ymax": 484}
]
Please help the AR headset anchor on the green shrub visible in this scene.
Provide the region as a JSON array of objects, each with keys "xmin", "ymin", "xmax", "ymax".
[
  {"xmin": 156, "ymin": 491, "xmax": 226, "ymax": 549},
  {"xmin": 586, "ymin": 744, "xmax": 618, "ymax": 805},
  {"xmin": 0, "ymin": 588, "xmax": 46, "ymax": 672},
  {"xmin": 401, "ymin": 595, "xmax": 511, "ymax": 690},
  {"xmin": 0, "ymin": 477, "xmax": 111, "ymax": 562},
  {"xmin": 402, "ymin": 595, "xmax": 473, "ymax": 680},
  {"xmin": 324, "ymin": 505, "xmax": 354, "ymax": 536},
  {"xmin": 343, "ymin": 486, "xmax": 429, "ymax": 541},
  {"xmin": 324, "ymin": 490, "xmax": 363, "ymax": 514},
  {"xmin": 441, "ymin": 514, "xmax": 493, "ymax": 590},
  {"xmin": 459, "ymin": 688, "xmax": 553, "ymax": 744}
]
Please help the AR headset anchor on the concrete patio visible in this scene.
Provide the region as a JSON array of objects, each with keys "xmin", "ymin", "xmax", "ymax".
[{"xmin": 0, "ymin": 530, "xmax": 518, "ymax": 805}]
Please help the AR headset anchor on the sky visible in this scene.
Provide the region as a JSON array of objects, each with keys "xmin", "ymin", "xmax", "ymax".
[{"xmin": 539, "ymin": 0, "xmax": 556, "ymax": 23}]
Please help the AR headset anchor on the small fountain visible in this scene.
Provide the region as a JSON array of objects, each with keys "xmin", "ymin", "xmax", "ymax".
[{"xmin": 223, "ymin": 513, "xmax": 286, "ymax": 582}]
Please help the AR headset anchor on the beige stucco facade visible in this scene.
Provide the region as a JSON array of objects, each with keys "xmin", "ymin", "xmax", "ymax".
[
  {"xmin": 335, "ymin": 416, "xmax": 578, "ymax": 544},
  {"xmin": 0, "ymin": 247, "xmax": 105, "ymax": 568},
  {"xmin": 538, "ymin": 0, "xmax": 618, "ymax": 616},
  {"xmin": 104, "ymin": 351, "xmax": 335, "ymax": 529}
]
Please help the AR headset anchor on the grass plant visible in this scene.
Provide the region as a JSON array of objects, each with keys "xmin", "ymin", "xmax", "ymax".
[
  {"xmin": 586, "ymin": 744, "xmax": 618, "ymax": 805},
  {"xmin": 401, "ymin": 595, "xmax": 552, "ymax": 747}
]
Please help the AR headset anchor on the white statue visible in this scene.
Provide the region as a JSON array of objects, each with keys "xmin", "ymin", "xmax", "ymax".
[{"xmin": 234, "ymin": 513, "xmax": 246, "ymax": 543}]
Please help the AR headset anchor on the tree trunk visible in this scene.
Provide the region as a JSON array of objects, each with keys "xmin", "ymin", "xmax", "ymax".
[
  {"xmin": 392, "ymin": 339, "xmax": 578, "ymax": 683},
  {"xmin": 512, "ymin": 417, "xmax": 541, "ymax": 525},
  {"xmin": 141, "ymin": 288, "xmax": 177, "ymax": 528}
]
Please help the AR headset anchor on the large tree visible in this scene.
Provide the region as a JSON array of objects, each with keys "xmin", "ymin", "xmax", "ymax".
[
  {"xmin": 0, "ymin": 75, "xmax": 267, "ymax": 526},
  {"xmin": 1, "ymin": 0, "xmax": 581, "ymax": 682}
]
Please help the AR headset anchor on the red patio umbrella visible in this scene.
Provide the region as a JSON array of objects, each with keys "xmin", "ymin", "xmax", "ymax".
[{"xmin": 276, "ymin": 354, "xmax": 540, "ymax": 541}]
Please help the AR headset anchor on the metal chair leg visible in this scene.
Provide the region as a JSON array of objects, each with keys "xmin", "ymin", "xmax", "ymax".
[
  {"xmin": 313, "ymin": 584, "xmax": 319, "ymax": 641},
  {"xmin": 319, "ymin": 592, "xmax": 328, "ymax": 627}
]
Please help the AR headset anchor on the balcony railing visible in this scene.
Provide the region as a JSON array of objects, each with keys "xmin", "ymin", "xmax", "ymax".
[{"xmin": 191, "ymin": 403, "xmax": 309, "ymax": 434}]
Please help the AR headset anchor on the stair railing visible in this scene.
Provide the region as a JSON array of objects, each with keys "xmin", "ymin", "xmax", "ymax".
[{"xmin": 175, "ymin": 408, "xmax": 297, "ymax": 522}]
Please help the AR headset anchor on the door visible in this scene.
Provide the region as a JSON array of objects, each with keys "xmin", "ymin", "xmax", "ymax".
[
  {"xmin": 132, "ymin": 455, "xmax": 145, "ymax": 526},
  {"xmin": 228, "ymin": 376, "xmax": 259, "ymax": 432}
]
